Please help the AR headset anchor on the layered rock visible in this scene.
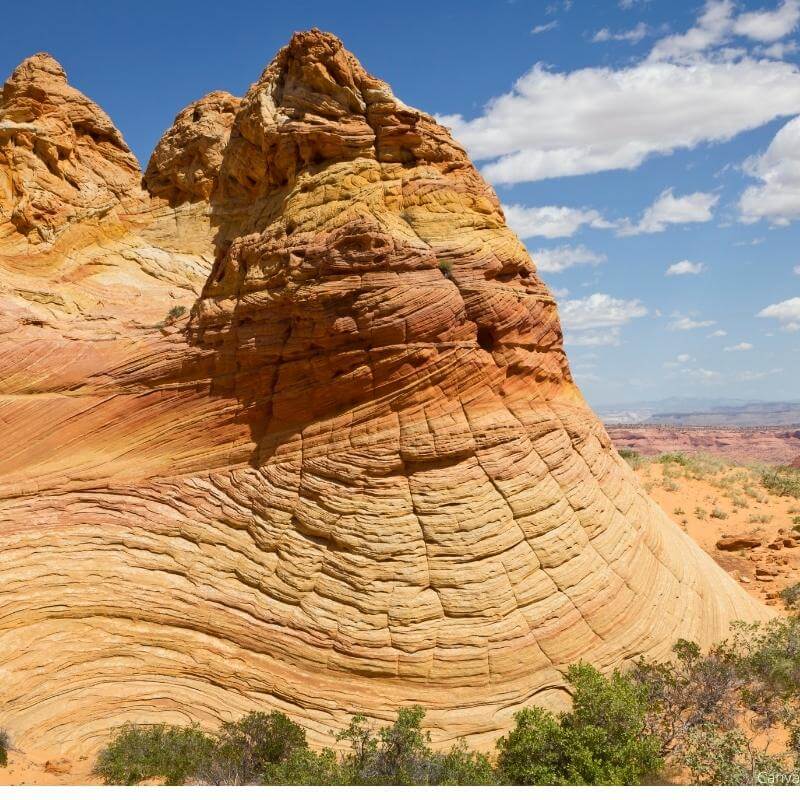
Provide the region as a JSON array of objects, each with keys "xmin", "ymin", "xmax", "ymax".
[{"xmin": 0, "ymin": 30, "xmax": 770, "ymax": 761}]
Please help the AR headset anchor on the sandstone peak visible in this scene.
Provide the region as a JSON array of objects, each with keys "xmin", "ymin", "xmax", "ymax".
[
  {"xmin": 6, "ymin": 52, "xmax": 68, "ymax": 86},
  {"xmin": 0, "ymin": 51, "xmax": 141, "ymax": 243},
  {"xmin": 145, "ymin": 90, "xmax": 241, "ymax": 204}
]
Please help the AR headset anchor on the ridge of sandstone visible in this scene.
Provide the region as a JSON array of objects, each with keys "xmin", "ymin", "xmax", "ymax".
[{"xmin": 0, "ymin": 30, "xmax": 770, "ymax": 758}]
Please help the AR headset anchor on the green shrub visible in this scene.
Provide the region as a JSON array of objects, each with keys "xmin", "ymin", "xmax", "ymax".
[
  {"xmin": 336, "ymin": 707, "xmax": 495, "ymax": 785},
  {"xmin": 632, "ymin": 620, "xmax": 800, "ymax": 785},
  {"xmin": 658, "ymin": 453, "xmax": 689, "ymax": 467},
  {"xmin": 618, "ymin": 448, "xmax": 645, "ymax": 470},
  {"xmin": 781, "ymin": 583, "xmax": 800, "ymax": 611},
  {"xmin": 93, "ymin": 723, "xmax": 213, "ymax": 785},
  {"xmin": 437, "ymin": 260, "xmax": 453, "ymax": 280},
  {"xmin": 710, "ymin": 507, "xmax": 728, "ymax": 520},
  {"xmin": 0, "ymin": 729, "xmax": 10, "ymax": 768},
  {"xmin": 761, "ymin": 467, "xmax": 800, "ymax": 499},
  {"xmin": 495, "ymin": 663, "xmax": 662, "ymax": 785},
  {"xmin": 197, "ymin": 711, "xmax": 310, "ymax": 785}
]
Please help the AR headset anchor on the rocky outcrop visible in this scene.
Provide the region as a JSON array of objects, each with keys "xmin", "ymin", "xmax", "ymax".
[
  {"xmin": 144, "ymin": 90, "xmax": 241, "ymax": 204},
  {"xmin": 0, "ymin": 30, "xmax": 770, "ymax": 761},
  {"xmin": 0, "ymin": 53, "xmax": 142, "ymax": 243}
]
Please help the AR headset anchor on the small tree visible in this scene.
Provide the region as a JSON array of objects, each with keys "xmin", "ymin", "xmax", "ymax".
[{"xmin": 496, "ymin": 663, "xmax": 662, "ymax": 785}]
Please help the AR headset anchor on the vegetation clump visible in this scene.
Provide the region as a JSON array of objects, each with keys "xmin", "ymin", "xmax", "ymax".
[
  {"xmin": 495, "ymin": 663, "xmax": 662, "ymax": 785},
  {"xmin": 93, "ymin": 617, "xmax": 800, "ymax": 786},
  {"xmin": 761, "ymin": 466, "xmax": 800, "ymax": 499},
  {"xmin": 0, "ymin": 729, "xmax": 10, "ymax": 768}
]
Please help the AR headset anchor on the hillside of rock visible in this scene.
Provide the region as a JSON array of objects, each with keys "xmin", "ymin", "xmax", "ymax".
[{"xmin": 0, "ymin": 30, "xmax": 770, "ymax": 761}]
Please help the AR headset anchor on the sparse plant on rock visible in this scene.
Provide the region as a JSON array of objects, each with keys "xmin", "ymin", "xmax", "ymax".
[{"xmin": 0, "ymin": 729, "xmax": 10, "ymax": 768}]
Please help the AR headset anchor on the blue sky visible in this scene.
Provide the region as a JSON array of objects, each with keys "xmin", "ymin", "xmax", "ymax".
[{"xmin": 2, "ymin": 0, "xmax": 799, "ymax": 406}]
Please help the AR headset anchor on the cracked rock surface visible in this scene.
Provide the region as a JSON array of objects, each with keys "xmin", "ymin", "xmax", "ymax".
[{"xmin": 0, "ymin": 30, "xmax": 770, "ymax": 757}]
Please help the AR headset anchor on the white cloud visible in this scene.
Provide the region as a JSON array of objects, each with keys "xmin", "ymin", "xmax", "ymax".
[
  {"xmin": 441, "ymin": 56, "xmax": 800, "ymax": 184},
  {"xmin": 531, "ymin": 245, "xmax": 606, "ymax": 273},
  {"xmin": 737, "ymin": 367, "xmax": 783, "ymax": 380},
  {"xmin": 619, "ymin": 189, "xmax": 719, "ymax": 235},
  {"xmin": 561, "ymin": 294, "xmax": 647, "ymax": 346},
  {"xmin": 682, "ymin": 367, "xmax": 722, "ymax": 382},
  {"xmin": 794, "ymin": 264, "xmax": 800, "ymax": 274},
  {"xmin": 724, "ymin": 341, "xmax": 754, "ymax": 351},
  {"xmin": 561, "ymin": 293, "xmax": 648, "ymax": 330},
  {"xmin": 666, "ymin": 259, "xmax": 706, "ymax": 276},
  {"xmin": 757, "ymin": 296, "xmax": 800, "ymax": 330},
  {"xmin": 503, "ymin": 204, "xmax": 612, "ymax": 239},
  {"xmin": 739, "ymin": 115, "xmax": 800, "ymax": 225},
  {"xmin": 668, "ymin": 313, "xmax": 716, "ymax": 330},
  {"xmin": 593, "ymin": 23, "xmax": 649, "ymax": 44},
  {"xmin": 758, "ymin": 40, "xmax": 799, "ymax": 58},
  {"xmin": 551, "ymin": 286, "xmax": 570, "ymax": 299},
  {"xmin": 649, "ymin": 0, "xmax": 736, "ymax": 61},
  {"xmin": 709, "ymin": 328, "xmax": 728, "ymax": 337},
  {"xmin": 650, "ymin": 0, "xmax": 800, "ymax": 62},
  {"xmin": 532, "ymin": 21, "xmax": 558, "ymax": 35},
  {"xmin": 677, "ymin": 353, "xmax": 693, "ymax": 363},
  {"xmin": 440, "ymin": 0, "xmax": 800, "ymax": 186},
  {"xmin": 733, "ymin": 0, "xmax": 800, "ymax": 42}
]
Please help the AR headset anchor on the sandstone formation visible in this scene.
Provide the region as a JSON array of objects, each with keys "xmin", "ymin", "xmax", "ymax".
[{"xmin": 0, "ymin": 30, "xmax": 770, "ymax": 761}]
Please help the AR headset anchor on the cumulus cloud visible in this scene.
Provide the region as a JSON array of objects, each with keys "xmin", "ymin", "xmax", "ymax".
[
  {"xmin": 757, "ymin": 296, "xmax": 800, "ymax": 330},
  {"xmin": 650, "ymin": 0, "xmax": 800, "ymax": 61},
  {"xmin": 532, "ymin": 21, "xmax": 558, "ymax": 35},
  {"xmin": 733, "ymin": 0, "xmax": 800, "ymax": 42},
  {"xmin": 666, "ymin": 259, "xmax": 706, "ymax": 276},
  {"xmin": 593, "ymin": 23, "xmax": 649, "ymax": 44},
  {"xmin": 530, "ymin": 245, "xmax": 606, "ymax": 273},
  {"xmin": 439, "ymin": 1, "xmax": 800, "ymax": 185},
  {"xmin": 794, "ymin": 264, "xmax": 800, "ymax": 274},
  {"xmin": 724, "ymin": 341, "xmax": 754, "ymax": 351},
  {"xmin": 619, "ymin": 188, "xmax": 719, "ymax": 235},
  {"xmin": 561, "ymin": 294, "xmax": 647, "ymax": 346},
  {"xmin": 709, "ymin": 329, "xmax": 728, "ymax": 337},
  {"xmin": 739, "ymin": 115, "xmax": 800, "ymax": 225},
  {"xmin": 503, "ymin": 204, "xmax": 612, "ymax": 239},
  {"xmin": 668, "ymin": 313, "xmax": 716, "ymax": 330}
]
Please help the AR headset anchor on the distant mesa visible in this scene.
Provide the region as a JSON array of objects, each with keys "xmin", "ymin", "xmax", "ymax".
[{"xmin": 0, "ymin": 29, "xmax": 769, "ymax": 759}]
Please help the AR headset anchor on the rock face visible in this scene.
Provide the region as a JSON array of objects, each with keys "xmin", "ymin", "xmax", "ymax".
[
  {"xmin": 0, "ymin": 53, "xmax": 142, "ymax": 243},
  {"xmin": 0, "ymin": 30, "xmax": 770, "ymax": 759}
]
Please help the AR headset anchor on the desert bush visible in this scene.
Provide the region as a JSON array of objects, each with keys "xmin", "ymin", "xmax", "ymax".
[
  {"xmin": 336, "ymin": 707, "xmax": 495, "ymax": 785},
  {"xmin": 495, "ymin": 663, "xmax": 662, "ymax": 785},
  {"xmin": 197, "ymin": 711, "xmax": 310, "ymax": 785},
  {"xmin": 93, "ymin": 723, "xmax": 213, "ymax": 785},
  {"xmin": 618, "ymin": 448, "xmax": 645, "ymax": 470},
  {"xmin": 437, "ymin": 260, "xmax": 453, "ymax": 280},
  {"xmin": 631, "ymin": 619, "xmax": 800, "ymax": 784},
  {"xmin": 0, "ymin": 729, "xmax": 10, "ymax": 768},
  {"xmin": 710, "ymin": 507, "xmax": 728, "ymax": 520},
  {"xmin": 761, "ymin": 467, "xmax": 800, "ymax": 499},
  {"xmin": 793, "ymin": 516, "xmax": 800, "ymax": 534},
  {"xmin": 695, "ymin": 506, "xmax": 708, "ymax": 520},
  {"xmin": 658, "ymin": 453, "xmax": 689, "ymax": 467},
  {"xmin": 748, "ymin": 514, "xmax": 772, "ymax": 524}
]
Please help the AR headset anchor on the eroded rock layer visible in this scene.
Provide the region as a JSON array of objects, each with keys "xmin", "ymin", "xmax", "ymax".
[{"xmin": 0, "ymin": 30, "xmax": 769, "ymax": 757}]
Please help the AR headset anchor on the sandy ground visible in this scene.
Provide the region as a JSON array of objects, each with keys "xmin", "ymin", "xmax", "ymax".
[
  {"xmin": 637, "ymin": 458, "xmax": 800, "ymax": 607},
  {"xmin": 1, "ymin": 455, "xmax": 797, "ymax": 785},
  {"xmin": 0, "ymin": 750, "xmax": 98, "ymax": 786}
]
